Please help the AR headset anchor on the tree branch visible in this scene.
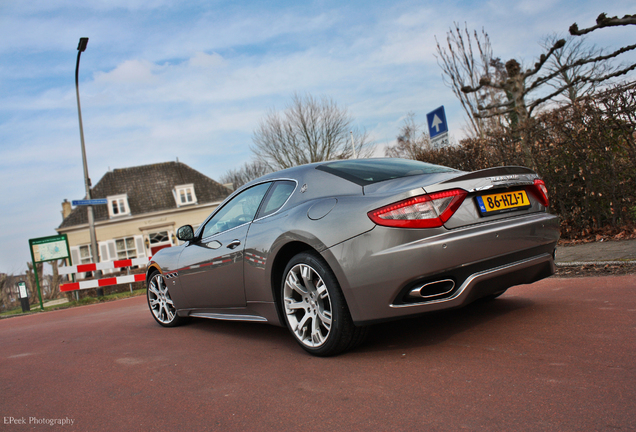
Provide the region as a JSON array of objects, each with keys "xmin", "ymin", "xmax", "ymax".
[
  {"xmin": 472, "ymin": 106, "xmax": 516, "ymax": 119},
  {"xmin": 527, "ymin": 83, "xmax": 584, "ymax": 116},
  {"xmin": 526, "ymin": 43, "xmax": 636, "ymax": 94},
  {"xmin": 524, "ymin": 39, "xmax": 566, "ymax": 77},
  {"xmin": 477, "ymin": 99, "xmax": 515, "ymax": 111},
  {"xmin": 578, "ymin": 62, "xmax": 636, "ymax": 83},
  {"xmin": 570, "ymin": 13, "xmax": 636, "ymax": 36},
  {"xmin": 461, "ymin": 75, "xmax": 504, "ymax": 93}
]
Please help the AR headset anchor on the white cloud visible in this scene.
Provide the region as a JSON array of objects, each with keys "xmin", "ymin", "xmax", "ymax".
[
  {"xmin": 94, "ymin": 59, "xmax": 160, "ymax": 84},
  {"xmin": 188, "ymin": 52, "xmax": 225, "ymax": 69}
]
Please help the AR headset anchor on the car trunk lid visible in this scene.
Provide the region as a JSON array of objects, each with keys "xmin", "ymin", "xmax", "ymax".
[{"xmin": 425, "ymin": 166, "xmax": 547, "ymax": 229}]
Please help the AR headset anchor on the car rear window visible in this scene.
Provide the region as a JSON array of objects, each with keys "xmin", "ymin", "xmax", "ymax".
[{"xmin": 316, "ymin": 159, "xmax": 457, "ymax": 186}]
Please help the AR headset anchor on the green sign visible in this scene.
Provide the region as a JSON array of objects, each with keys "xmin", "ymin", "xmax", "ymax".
[
  {"xmin": 29, "ymin": 234, "xmax": 70, "ymax": 263},
  {"xmin": 28, "ymin": 234, "xmax": 71, "ymax": 310}
]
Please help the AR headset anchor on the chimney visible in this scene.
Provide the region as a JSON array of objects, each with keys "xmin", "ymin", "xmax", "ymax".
[{"xmin": 62, "ymin": 199, "xmax": 72, "ymax": 220}]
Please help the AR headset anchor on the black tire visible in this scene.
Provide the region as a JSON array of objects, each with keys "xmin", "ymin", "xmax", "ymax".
[
  {"xmin": 147, "ymin": 270, "xmax": 184, "ymax": 327},
  {"xmin": 281, "ymin": 252, "xmax": 366, "ymax": 356}
]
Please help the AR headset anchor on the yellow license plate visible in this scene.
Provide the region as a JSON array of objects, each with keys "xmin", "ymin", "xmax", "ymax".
[{"xmin": 476, "ymin": 190, "xmax": 531, "ymax": 215}]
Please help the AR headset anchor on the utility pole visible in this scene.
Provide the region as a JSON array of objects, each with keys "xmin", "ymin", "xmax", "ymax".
[{"xmin": 75, "ymin": 37, "xmax": 103, "ymax": 297}]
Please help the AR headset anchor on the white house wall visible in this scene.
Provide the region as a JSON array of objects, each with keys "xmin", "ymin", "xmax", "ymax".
[{"xmin": 58, "ymin": 203, "xmax": 221, "ymax": 267}]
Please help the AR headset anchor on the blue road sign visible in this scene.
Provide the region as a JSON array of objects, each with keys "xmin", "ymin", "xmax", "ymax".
[
  {"xmin": 426, "ymin": 106, "xmax": 448, "ymax": 139},
  {"xmin": 72, "ymin": 199, "xmax": 108, "ymax": 206}
]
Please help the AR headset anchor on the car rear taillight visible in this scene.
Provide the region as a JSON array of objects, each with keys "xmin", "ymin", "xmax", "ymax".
[
  {"xmin": 530, "ymin": 179, "xmax": 549, "ymax": 207},
  {"xmin": 368, "ymin": 189, "xmax": 467, "ymax": 228}
]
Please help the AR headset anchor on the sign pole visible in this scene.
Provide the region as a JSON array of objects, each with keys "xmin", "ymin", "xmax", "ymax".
[{"xmin": 32, "ymin": 263, "xmax": 44, "ymax": 310}]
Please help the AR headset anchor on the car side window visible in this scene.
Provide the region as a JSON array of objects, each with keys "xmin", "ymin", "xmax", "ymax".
[
  {"xmin": 200, "ymin": 182, "xmax": 271, "ymax": 239},
  {"xmin": 257, "ymin": 181, "xmax": 296, "ymax": 219}
]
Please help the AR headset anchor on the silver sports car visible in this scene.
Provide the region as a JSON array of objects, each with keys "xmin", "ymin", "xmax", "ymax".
[{"xmin": 146, "ymin": 158, "xmax": 559, "ymax": 356}]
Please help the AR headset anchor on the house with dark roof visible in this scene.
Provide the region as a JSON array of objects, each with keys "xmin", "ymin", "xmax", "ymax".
[{"xmin": 56, "ymin": 161, "xmax": 230, "ymax": 267}]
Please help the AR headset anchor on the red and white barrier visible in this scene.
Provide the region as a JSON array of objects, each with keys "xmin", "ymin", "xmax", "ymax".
[
  {"xmin": 60, "ymin": 274, "xmax": 146, "ymax": 292},
  {"xmin": 58, "ymin": 257, "xmax": 150, "ymax": 275},
  {"xmin": 59, "ymin": 257, "xmax": 151, "ymax": 292}
]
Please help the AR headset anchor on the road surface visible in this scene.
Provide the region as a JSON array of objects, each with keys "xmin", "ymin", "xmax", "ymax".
[{"xmin": 1, "ymin": 275, "xmax": 635, "ymax": 431}]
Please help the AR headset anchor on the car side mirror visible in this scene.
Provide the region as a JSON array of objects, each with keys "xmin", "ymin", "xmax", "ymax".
[{"xmin": 176, "ymin": 225, "xmax": 195, "ymax": 241}]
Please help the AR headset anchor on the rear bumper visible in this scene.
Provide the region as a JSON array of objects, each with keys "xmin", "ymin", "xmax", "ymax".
[
  {"xmin": 387, "ymin": 251, "xmax": 554, "ymax": 314},
  {"xmin": 323, "ymin": 212, "xmax": 559, "ymax": 324}
]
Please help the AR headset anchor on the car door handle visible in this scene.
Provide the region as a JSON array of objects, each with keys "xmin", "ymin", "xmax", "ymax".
[{"xmin": 226, "ymin": 240, "xmax": 241, "ymax": 250}]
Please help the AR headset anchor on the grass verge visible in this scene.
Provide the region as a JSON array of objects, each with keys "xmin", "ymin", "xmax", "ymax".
[{"xmin": 0, "ymin": 288, "xmax": 146, "ymax": 318}]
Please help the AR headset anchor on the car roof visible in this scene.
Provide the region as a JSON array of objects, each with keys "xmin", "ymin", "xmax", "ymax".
[{"xmin": 249, "ymin": 158, "xmax": 456, "ymax": 187}]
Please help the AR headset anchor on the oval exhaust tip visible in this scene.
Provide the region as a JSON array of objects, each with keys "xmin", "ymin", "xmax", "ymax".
[{"xmin": 409, "ymin": 279, "xmax": 455, "ymax": 299}]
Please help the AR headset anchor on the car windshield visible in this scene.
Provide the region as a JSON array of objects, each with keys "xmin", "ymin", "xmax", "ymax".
[{"xmin": 316, "ymin": 158, "xmax": 457, "ymax": 186}]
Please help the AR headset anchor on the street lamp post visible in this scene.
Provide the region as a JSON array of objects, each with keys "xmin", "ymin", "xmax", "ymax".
[{"xmin": 75, "ymin": 37, "xmax": 103, "ymax": 297}]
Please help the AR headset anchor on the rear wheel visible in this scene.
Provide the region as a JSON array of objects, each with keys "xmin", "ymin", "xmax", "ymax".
[
  {"xmin": 147, "ymin": 271, "xmax": 183, "ymax": 327},
  {"xmin": 281, "ymin": 252, "xmax": 366, "ymax": 356}
]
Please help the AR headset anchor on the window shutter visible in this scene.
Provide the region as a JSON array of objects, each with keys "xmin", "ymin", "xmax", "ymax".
[
  {"xmin": 107, "ymin": 241, "xmax": 117, "ymax": 262},
  {"xmin": 99, "ymin": 243, "xmax": 109, "ymax": 262},
  {"xmin": 70, "ymin": 247, "xmax": 80, "ymax": 266},
  {"xmin": 70, "ymin": 247, "xmax": 86, "ymax": 279},
  {"xmin": 98, "ymin": 242, "xmax": 112, "ymax": 274},
  {"xmin": 135, "ymin": 236, "xmax": 146, "ymax": 258}
]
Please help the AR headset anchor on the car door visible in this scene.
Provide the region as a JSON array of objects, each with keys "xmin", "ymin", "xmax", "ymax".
[{"xmin": 177, "ymin": 182, "xmax": 272, "ymax": 308}]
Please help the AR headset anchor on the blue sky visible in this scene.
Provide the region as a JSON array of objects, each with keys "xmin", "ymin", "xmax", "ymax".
[{"xmin": 0, "ymin": 0, "xmax": 634, "ymax": 275}]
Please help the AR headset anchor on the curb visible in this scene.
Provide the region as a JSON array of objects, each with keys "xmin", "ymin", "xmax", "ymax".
[{"xmin": 556, "ymin": 261, "xmax": 636, "ymax": 267}]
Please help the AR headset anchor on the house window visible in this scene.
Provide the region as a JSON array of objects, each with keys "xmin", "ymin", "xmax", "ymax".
[
  {"xmin": 148, "ymin": 231, "xmax": 173, "ymax": 255},
  {"xmin": 115, "ymin": 237, "xmax": 137, "ymax": 259},
  {"xmin": 149, "ymin": 231, "xmax": 169, "ymax": 244},
  {"xmin": 79, "ymin": 245, "xmax": 93, "ymax": 264},
  {"xmin": 174, "ymin": 184, "xmax": 196, "ymax": 207},
  {"xmin": 107, "ymin": 194, "xmax": 130, "ymax": 218},
  {"xmin": 180, "ymin": 188, "xmax": 193, "ymax": 204}
]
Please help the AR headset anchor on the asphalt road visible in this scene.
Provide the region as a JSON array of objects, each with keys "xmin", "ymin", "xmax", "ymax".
[{"xmin": 2, "ymin": 275, "xmax": 635, "ymax": 431}]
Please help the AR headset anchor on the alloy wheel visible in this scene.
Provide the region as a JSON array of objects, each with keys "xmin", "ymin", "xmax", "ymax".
[
  {"xmin": 283, "ymin": 263, "xmax": 333, "ymax": 348},
  {"xmin": 148, "ymin": 273, "xmax": 177, "ymax": 325}
]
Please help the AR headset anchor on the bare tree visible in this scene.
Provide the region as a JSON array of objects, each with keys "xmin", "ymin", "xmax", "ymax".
[
  {"xmin": 461, "ymin": 39, "xmax": 567, "ymax": 122},
  {"xmin": 220, "ymin": 160, "xmax": 272, "ymax": 190},
  {"xmin": 461, "ymin": 14, "xmax": 636, "ymax": 124},
  {"xmin": 541, "ymin": 34, "xmax": 619, "ymax": 104},
  {"xmin": 458, "ymin": 17, "xmax": 636, "ymax": 167},
  {"xmin": 385, "ymin": 113, "xmax": 431, "ymax": 159},
  {"xmin": 0, "ymin": 273, "xmax": 12, "ymax": 311},
  {"xmin": 48, "ymin": 260, "xmax": 62, "ymax": 300},
  {"xmin": 435, "ymin": 23, "xmax": 509, "ymax": 137},
  {"xmin": 251, "ymin": 93, "xmax": 372, "ymax": 171}
]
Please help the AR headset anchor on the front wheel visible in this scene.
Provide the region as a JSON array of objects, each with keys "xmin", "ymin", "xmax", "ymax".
[
  {"xmin": 281, "ymin": 252, "xmax": 366, "ymax": 356},
  {"xmin": 147, "ymin": 271, "xmax": 183, "ymax": 327}
]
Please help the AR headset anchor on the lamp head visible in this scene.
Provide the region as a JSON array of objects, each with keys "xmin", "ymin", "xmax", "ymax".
[{"xmin": 77, "ymin": 38, "xmax": 89, "ymax": 52}]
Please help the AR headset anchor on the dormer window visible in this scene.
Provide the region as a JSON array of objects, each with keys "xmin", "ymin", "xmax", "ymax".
[
  {"xmin": 108, "ymin": 194, "xmax": 130, "ymax": 218},
  {"xmin": 174, "ymin": 184, "xmax": 197, "ymax": 207}
]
